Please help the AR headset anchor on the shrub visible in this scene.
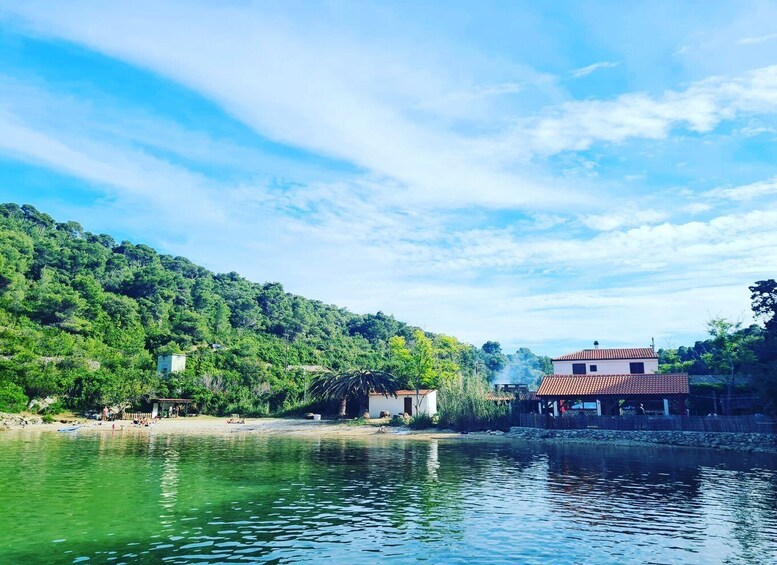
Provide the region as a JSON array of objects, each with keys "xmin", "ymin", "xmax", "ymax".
[
  {"xmin": 409, "ymin": 413, "xmax": 435, "ymax": 429},
  {"xmin": 41, "ymin": 414, "xmax": 55, "ymax": 424},
  {"xmin": 0, "ymin": 381, "xmax": 28, "ymax": 413},
  {"xmin": 390, "ymin": 414, "xmax": 411, "ymax": 426},
  {"xmin": 41, "ymin": 400, "xmax": 66, "ymax": 415},
  {"xmin": 345, "ymin": 417, "xmax": 370, "ymax": 426}
]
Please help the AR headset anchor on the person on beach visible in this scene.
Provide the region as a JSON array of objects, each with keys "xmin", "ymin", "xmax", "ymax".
[{"xmin": 102, "ymin": 406, "xmax": 108, "ymax": 421}]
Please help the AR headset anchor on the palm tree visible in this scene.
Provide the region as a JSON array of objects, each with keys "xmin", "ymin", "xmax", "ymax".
[{"xmin": 309, "ymin": 368, "xmax": 399, "ymax": 418}]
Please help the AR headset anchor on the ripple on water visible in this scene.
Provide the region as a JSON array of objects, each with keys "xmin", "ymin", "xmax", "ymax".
[{"xmin": 1, "ymin": 434, "xmax": 777, "ymax": 563}]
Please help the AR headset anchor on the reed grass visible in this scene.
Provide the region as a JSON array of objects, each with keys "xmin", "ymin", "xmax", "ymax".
[{"xmin": 438, "ymin": 378, "xmax": 512, "ymax": 432}]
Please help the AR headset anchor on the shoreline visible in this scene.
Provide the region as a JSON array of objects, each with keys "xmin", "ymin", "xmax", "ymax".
[
  {"xmin": 0, "ymin": 414, "xmax": 454, "ymax": 441},
  {"xmin": 2, "ymin": 414, "xmax": 776, "ymax": 454}
]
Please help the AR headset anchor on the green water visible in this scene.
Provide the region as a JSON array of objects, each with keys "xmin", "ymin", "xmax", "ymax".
[{"xmin": 1, "ymin": 430, "xmax": 776, "ymax": 564}]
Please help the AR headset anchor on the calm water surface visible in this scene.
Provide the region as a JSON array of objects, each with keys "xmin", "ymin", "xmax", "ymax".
[{"xmin": 1, "ymin": 431, "xmax": 776, "ymax": 564}]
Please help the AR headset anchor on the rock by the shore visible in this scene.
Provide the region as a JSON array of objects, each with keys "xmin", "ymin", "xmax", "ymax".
[
  {"xmin": 505, "ymin": 426, "xmax": 777, "ymax": 454},
  {"xmin": 0, "ymin": 412, "xmax": 43, "ymax": 429}
]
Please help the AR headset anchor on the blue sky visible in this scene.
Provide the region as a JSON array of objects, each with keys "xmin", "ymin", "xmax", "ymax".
[{"xmin": 1, "ymin": 1, "xmax": 776, "ymax": 356}]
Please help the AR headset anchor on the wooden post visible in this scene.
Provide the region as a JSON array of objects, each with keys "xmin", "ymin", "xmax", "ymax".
[
  {"xmin": 596, "ymin": 399, "xmax": 602, "ymax": 416},
  {"xmin": 663, "ymin": 398, "xmax": 670, "ymax": 416}
]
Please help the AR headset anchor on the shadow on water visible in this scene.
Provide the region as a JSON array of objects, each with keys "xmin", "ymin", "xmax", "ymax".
[{"xmin": 1, "ymin": 432, "xmax": 776, "ymax": 564}]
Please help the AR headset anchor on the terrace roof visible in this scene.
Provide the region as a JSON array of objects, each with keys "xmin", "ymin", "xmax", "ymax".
[{"xmin": 536, "ymin": 374, "xmax": 689, "ymax": 397}]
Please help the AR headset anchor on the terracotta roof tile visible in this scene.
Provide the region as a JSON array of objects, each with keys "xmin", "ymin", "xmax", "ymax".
[
  {"xmin": 369, "ymin": 389, "xmax": 434, "ymax": 396},
  {"xmin": 552, "ymin": 347, "xmax": 658, "ymax": 361},
  {"xmin": 536, "ymin": 374, "xmax": 688, "ymax": 397}
]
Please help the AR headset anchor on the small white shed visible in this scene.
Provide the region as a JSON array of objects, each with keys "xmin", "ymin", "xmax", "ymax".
[
  {"xmin": 157, "ymin": 354, "xmax": 186, "ymax": 377},
  {"xmin": 369, "ymin": 389, "xmax": 437, "ymax": 419}
]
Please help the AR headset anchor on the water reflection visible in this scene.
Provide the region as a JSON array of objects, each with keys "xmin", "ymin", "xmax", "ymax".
[{"xmin": 0, "ymin": 432, "xmax": 775, "ymax": 564}]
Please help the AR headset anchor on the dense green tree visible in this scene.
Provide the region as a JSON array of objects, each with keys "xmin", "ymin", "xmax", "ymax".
[
  {"xmin": 657, "ymin": 348, "xmax": 695, "ymax": 374},
  {"xmin": 702, "ymin": 317, "xmax": 761, "ymax": 415},
  {"xmin": 390, "ymin": 330, "xmax": 436, "ymax": 390},
  {"xmin": 479, "ymin": 341, "xmax": 508, "ymax": 378},
  {"xmin": 0, "ymin": 381, "xmax": 28, "ymax": 412},
  {"xmin": 749, "ymin": 279, "xmax": 777, "ymax": 414},
  {"xmin": 0, "ymin": 202, "xmax": 489, "ymax": 416}
]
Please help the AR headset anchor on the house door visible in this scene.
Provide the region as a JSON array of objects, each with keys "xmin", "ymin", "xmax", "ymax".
[{"xmin": 404, "ymin": 397, "xmax": 413, "ymax": 416}]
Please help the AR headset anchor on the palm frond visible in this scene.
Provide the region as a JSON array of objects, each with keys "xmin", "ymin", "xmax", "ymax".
[{"xmin": 309, "ymin": 368, "xmax": 399, "ymax": 400}]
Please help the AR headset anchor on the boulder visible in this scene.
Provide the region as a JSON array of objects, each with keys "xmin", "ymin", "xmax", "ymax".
[{"xmin": 28, "ymin": 396, "xmax": 58, "ymax": 412}]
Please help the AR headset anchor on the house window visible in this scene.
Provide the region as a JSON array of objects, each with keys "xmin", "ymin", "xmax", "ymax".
[
  {"xmin": 590, "ymin": 365, "xmax": 598, "ymax": 372},
  {"xmin": 630, "ymin": 362, "xmax": 645, "ymax": 374},
  {"xmin": 572, "ymin": 363, "xmax": 586, "ymax": 375}
]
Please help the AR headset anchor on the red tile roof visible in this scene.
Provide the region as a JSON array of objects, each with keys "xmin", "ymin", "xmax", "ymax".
[
  {"xmin": 369, "ymin": 389, "xmax": 435, "ymax": 396},
  {"xmin": 536, "ymin": 374, "xmax": 688, "ymax": 397},
  {"xmin": 552, "ymin": 347, "xmax": 658, "ymax": 361}
]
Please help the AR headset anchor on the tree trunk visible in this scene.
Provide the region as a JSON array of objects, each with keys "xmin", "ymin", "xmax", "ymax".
[{"xmin": 338, "ymin": 396, "xmax": 347, "ymax": 418}]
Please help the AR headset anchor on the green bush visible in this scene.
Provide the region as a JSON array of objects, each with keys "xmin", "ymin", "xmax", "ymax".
[
  {"xmin": 41, "ymin": 400, "xmax": 66, "ymax": 415},
  {"xmin": 41, "ymin": 414, "xmax": 55, "ymax": 424},
  {"xmin": 409, "ymin": 413, "xmax": 435, "ymax": 429},
  {"xmin": 345, "ymin": 417, "xmax": 370, "ymax": 426},
  {"xmin": 390, "ymin": 414, "xmax": 410, "ymax": 426},
  {"xmin": 0, "ymin": 381, "xmax": 28, "ymax": 413}
]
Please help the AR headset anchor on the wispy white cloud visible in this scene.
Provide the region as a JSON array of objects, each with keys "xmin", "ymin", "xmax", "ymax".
[
  {"xmin": 706, "ymin": 176, "xmax": 777, "ymax": 201},
  {"xmin": 0, "ymin": 1, "xmax": 775, "ymax": 354},
  {"xmin": 511, "ymin": 65, "xmax": 777, "ymax": 156},
  {"xmin": 738, "ymin": 33, "xmax": 777, "ymax": 45},
  {"xmin": 570, "ymin": 61, "xmax": 619, "ymax": 78},
  {"xmin": 578, "ymin": 209, "xmax": 666, "ymax": 231},
  {"xmin": 0, "ymin": 110, "xmax": 226, "ymax": 227},
  {"xmin": 0, "ymin": 1, "xmax": 580, "ymax": 210}
]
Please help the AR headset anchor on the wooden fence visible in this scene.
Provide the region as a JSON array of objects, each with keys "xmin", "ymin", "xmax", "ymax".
[{"xmin": 515, "ymin": 413, "xmax": 777, "ymax": 434}]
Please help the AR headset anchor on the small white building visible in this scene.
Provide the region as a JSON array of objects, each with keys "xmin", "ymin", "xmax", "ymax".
[
  {"xmin": 369, "ymin": 389, "xmax": 437, "ymax": 419},
  {"xmin": 157, "ymin": 354, "xmax": 186, "ymax": 377}
]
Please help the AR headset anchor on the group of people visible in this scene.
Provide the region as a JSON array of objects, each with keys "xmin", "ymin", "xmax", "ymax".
[{"xmin": 132, "ymin": 416, "xmax": 156, "ymax": 427}]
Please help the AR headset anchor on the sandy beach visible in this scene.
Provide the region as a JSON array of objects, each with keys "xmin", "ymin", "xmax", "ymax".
[{"xmin": 0, "ymin": 413, "xmax": 458, "ymax": 440}]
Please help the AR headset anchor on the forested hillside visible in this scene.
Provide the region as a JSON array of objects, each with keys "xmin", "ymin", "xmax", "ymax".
[{"xmin": 0, "ymin": 203, "xmax": 499, "ymax": 415}]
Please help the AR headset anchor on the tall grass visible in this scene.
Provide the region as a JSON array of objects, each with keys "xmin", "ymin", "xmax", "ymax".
[{"xmin": 438, "ymin": 378, "xmax": 512, "ymax": 432}]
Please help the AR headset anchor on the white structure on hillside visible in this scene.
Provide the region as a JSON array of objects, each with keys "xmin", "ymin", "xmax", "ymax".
[
  {"xmin": 157, "ymin": 354, "xmax": 186, "ymax": 377},
  {"xmin": 551, "ymin": 341, "xmax": 658, "ymax": 375},
  {"xmin": 369, "ymin": 389, "xmax": 437, "ymax": 419}
]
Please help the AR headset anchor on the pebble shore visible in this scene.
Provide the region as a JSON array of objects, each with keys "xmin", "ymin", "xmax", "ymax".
[{"xmin": 504, "ymin": 426, "xmax": 777, "ymax": 454}]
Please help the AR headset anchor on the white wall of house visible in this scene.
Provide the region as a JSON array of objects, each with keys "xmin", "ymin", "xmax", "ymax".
[
  {"xmin": 552, "ymin": 358, "xmax": 658, "ymax": 375},
  {"xmin": 157, "ymin": 354, "xmax": 186, "ymax": 376},
  {"xmin": 369, "ymin": 390, "xmax": 437, "ymax": 418}
]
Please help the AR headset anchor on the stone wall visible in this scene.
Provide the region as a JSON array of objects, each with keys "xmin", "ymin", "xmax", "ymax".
[{"xmin": 506, "ymin": 426, "xmax": 777, "ymax": 454}]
